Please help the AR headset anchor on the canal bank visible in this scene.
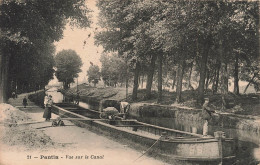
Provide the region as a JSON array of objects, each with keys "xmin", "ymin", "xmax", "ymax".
[
  {"xmin": 59, "ymin": 84, "xmax": 260, "ymax": 135},
  {"xmin": 61, "ymin": 91, "xmax": 260, "ymax": 135}
]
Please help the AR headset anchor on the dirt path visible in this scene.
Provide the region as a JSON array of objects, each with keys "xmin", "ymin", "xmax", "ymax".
[{"xmin": 1, "ymin": 93, "xmax": 168, "ymax": 165}]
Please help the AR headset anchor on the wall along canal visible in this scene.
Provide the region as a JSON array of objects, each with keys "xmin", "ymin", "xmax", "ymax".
[{"xmin": 50, "ymin": 90, "xmax": 260, "ymax": 165}]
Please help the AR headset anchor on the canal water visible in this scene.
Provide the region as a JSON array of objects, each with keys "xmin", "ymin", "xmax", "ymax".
[
  {"xmin": 46, "ymin": 87, "xmax": 64, "ymax": 103},
  {"xmin": 48, "ymin": 89, "xmax": 260, "ymax": 165}
]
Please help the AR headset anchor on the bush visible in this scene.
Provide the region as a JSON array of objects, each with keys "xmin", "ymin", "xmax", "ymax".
[{"xmin": 28, "ymin": 91, "xmax": 45, "ymax": 107}]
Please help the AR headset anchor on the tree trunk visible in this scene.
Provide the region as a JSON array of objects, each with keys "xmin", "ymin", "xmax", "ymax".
[
  {"xmin": 141, "ymin": 74, "xmax": 144, "ymax": 89},
  {"xmin": 197, "ymin": 39, "xmax": 210, "ymax": 105},
  {"xmin": 205, "ymin": 68, "xmax": 210, "ymax": 92},
  {"xmin": 212, "ymin": 67, "xmax": 217, "ymax": 93},
  {"xmin": 219, "ymin": 40, "xmax": 229, "ymax": 110},
  {"xmin": 221, "ymin": 65, "xmax": 229, "ymax": 95},
  {"xmin": 0, "ymin": 52, "xmax": 5, "ymax": 103},
  {"xmin": 0, "ymin": 53, "xmax": 9, "ymax": 103},
  {"xmin": 157, "ymin": 54, "xmax": 163, "ymax": 103},
  {"xmin": 213, "ymin": 61, "xmax": 221, "ymax": 94},
  {"xmin": 125, "ymin": 61, "xmax": 128, "ymax": 101},
  {"xmin": 132, "ymin": 62, "xmax": 140, "ymax": 101},
  {"xmin": 138, "ymin": 75, "xmax": 141, "ymax": 88},
  {"xmin": 176, "ymin": 62, "xmax": 185, "ymax": 103},
  {"xmin": 172, "ymin": 71, "xmax": 176, "ymax": 90},
  {"xmin": 146, "ymin": 54, "xmax": 157, "ymax": 99},
  {"xmin": 187, "ymin": 62, "xmax": 193, "ymax": 90},
  {"xmin": 233, "ymin": 53, "xmax": 239, "ymax": 95},
  {"xmin": 220, "ymin": 59, "xmax": 228, "ymax": 94},
  {"xmin": 243, "ymin": 73, "xmax": 256, "ymax": 94}
]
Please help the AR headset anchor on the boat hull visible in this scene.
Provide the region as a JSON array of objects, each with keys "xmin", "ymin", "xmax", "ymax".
[{"xmin": 52, "ymin": 104, "xmax": 236, "ymax": 165}]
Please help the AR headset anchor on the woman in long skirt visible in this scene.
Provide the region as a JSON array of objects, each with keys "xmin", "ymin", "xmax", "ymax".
[{"xmin": 43, "ymin": 95, "xmax": 53, "ymax": 121}]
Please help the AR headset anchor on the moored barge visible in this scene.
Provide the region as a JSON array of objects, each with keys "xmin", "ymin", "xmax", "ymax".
[{"xmin": 52, "ymin": 103, "xmax": 236, "ymax": 165}]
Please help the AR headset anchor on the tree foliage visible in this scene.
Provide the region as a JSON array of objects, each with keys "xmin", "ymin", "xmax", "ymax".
[
  {"xmin": 0, "ymin": 0, "xmax": 91, "ymax": 102},
  {"xmin": 87, "ymin": 64, "xmax": 100, "ymax": 87},
  {"xmin": 96, "ymin": 0, "xmax": 259, "ymax": 105},
  {"xmin": 100, "ymin": 53, "xmax": 127, "ymax": 87},
  {"xmin": 55, "ymin": 49, "xmax": 82, "ymax": 89}
]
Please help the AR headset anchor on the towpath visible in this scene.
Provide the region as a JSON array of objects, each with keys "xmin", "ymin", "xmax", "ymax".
[{"xmin": 2, "ymin": 93, "xmax": 169, "ymax": 165}]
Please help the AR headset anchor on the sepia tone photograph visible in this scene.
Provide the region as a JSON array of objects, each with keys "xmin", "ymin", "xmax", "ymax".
[{"xmin": 0, "ymin": 0, "xmax": 259, "ymax": 165}]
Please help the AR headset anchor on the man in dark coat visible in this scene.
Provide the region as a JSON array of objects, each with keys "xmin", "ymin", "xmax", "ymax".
[{"xmin": 22, "ymin": 96, "xmax": 28, "ymax": 108}]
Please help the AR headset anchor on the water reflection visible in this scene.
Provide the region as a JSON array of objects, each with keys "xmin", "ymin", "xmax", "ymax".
[{"xmin": 46, "ymin": 87, "xmax": 64, "ymax": 103}]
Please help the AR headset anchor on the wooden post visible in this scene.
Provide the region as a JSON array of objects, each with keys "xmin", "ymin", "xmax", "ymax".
[{"xmin": 214, "ymin": 131, "xmax": 225, "ymax": 165}]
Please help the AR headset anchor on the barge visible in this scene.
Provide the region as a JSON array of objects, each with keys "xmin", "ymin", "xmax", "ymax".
[{"xmin": 52, "ymin": 103, "xmax": 236, "ymax": 165}]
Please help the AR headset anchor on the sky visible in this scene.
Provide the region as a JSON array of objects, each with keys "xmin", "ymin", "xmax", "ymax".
[{"xmin": 49, "ymin": 0, "xmax": 103, "ymax": 85}]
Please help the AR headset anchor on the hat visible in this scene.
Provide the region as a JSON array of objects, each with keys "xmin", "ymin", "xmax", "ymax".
[{"xmin": 49, "ymin": 95, "xmax": 52, "ymax": 98}]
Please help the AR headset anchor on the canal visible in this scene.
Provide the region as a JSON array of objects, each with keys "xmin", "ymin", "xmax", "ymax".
[{"xmin": 47, "ymin": 88, "xmax": 260, "ymax": 165}]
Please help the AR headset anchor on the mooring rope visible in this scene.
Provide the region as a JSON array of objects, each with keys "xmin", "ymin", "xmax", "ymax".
[
  {"xmin": 133, "ymin": 135, "xmax": 163, "ymax": 163},
  {"xmin": 0, "ymin": 121, "xmax": 46, "ymax": 125}
]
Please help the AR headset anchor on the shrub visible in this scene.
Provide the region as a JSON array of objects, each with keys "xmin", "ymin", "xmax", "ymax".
[{"xmin": 28, "ymin": 91, "xmax": 45, "ymax": 107}]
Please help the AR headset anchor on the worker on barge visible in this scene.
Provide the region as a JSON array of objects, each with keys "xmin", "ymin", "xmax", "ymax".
[
  {"xmin": 120, "ymin": 101, "xmax": 130, "ymax": 119},
  {"xmin": 99, "ymin": 100, "xmax": 130, "ymax": 120},
  {"xmin": 201, "ymin": 98, "xmax": 216, "ymax": 137}
]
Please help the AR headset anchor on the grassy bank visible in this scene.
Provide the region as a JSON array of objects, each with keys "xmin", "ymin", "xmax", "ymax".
[{"xmin": 64, "ymin": 84, "xmax": 260, "ymax": 116}]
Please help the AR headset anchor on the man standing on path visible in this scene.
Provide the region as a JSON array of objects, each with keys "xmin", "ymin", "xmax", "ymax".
[
  {"xmin": 22, "ymin": 96, "xmax": 28, "ymax": 108},
  {"xmin": 43, "ymin": 95, "xmax": 53, "ymax": 121}
]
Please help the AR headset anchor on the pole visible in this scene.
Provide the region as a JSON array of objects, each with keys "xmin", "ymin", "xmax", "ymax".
[
  {"xmin": 126, "ymin": 60, "xmax": 128, "ymax": 101},
  {"xmin": 77, "ymin": 77, "xmax": 78, "ymax": 93}
]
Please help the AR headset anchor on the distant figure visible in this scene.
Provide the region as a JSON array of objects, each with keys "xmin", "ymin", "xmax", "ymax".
[
  {"xmin": 75, "ymin": 93, "xmax": 80, "ymax": 105},
  {"xmin": 43, "ymin": 95, "xmax": 53, "ymax": 121},
  {"xmin": 44, "ymin": 94, "xmax": 48, "ymax": 108},
  {"xmin": 70, "ymin": 95, "xmax": 74, "ymax": 103},
  {"xmin": 201, "ymin": 98, "xmax": 215, "ymax": 136},
  {"xmin": 12, "ymin": 92, "xmax": 16, "ymax": 99},
  {"xmin": 120, "ymin": 101, "xmax": 130, "ymax": 119},
  {"xmin": 22, "ymin": 96, "xmax": 28, "ymax": 108}
]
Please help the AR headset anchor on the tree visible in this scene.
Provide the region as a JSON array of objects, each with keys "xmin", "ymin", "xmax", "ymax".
[
  {"xmin": 95, "ymin": 0, "xmax": 140, "ymax": 100},
  {"xmin": 55, "ymin": 49, "xmax": 83, "ymax": 89},
  {"xmin": 100, "ymin": 53, "xmax": 127, "ymax": 87},
  {"xmin": 0, "ymin": 0, "xmax": 91, "ymax": 103},
  {"xmin": 96, "ymin": 0, "xmax": 165, "ymax": 100},
  {"xmin": 87, "ymin": 65, "xmax": 100, "ymax": 87},
  {"xmin": 96, "ymin": 0, "xmax": 259, "ymax": 105}
]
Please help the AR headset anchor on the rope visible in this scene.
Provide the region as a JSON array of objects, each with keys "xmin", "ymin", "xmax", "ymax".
[
  {"xmin": 133, "ymin": 135, "xmax": 162, "ymax": 163},
  {"xmin": 0, "ymin": 121, "xmax": 46, "ymax": 125}
]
